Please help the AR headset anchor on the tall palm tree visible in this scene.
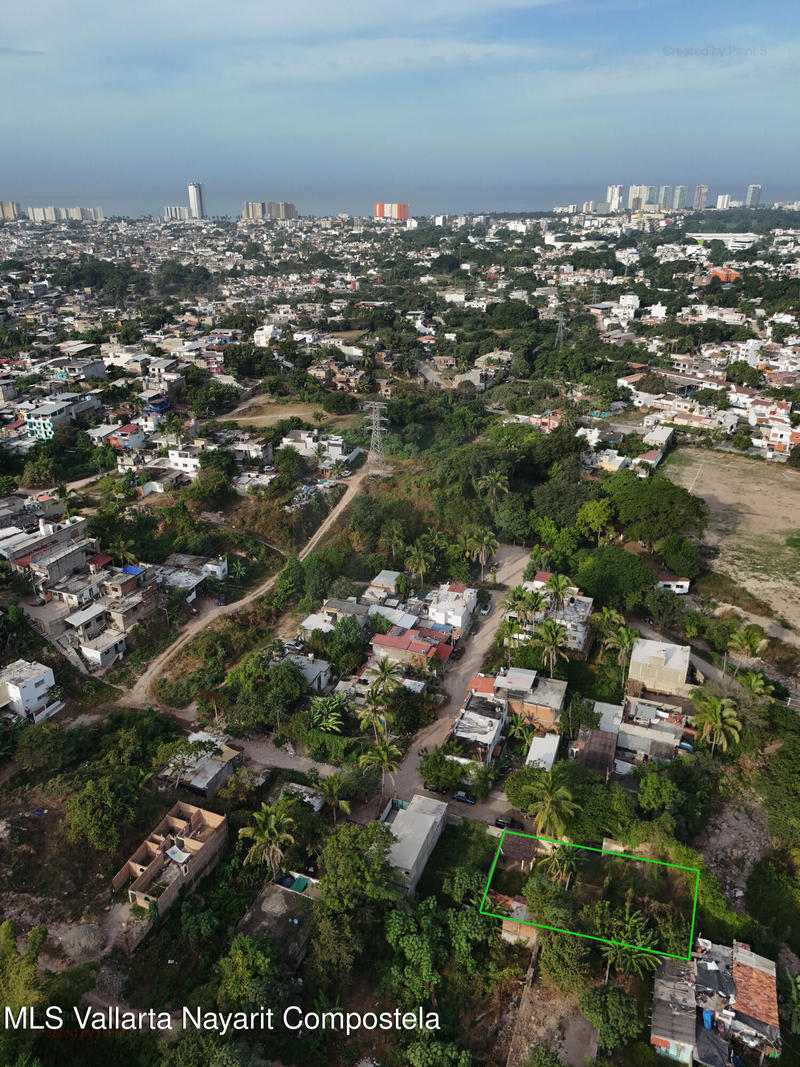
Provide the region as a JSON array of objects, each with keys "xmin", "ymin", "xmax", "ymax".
[
  {"xmin": 590, "ymin": 607, "xmax": 624, "ymax": 660},
  {"xmin": 454, "ymin": 531, "xmax": 475, "ymax": 562},
  {"xmin": 405, "ymin": 541, "xmax": 434, "ymax": 588},
  {"xmin": 161, "ymin": 412, "xmax": 185, "ymax": 445},
  {"xmin": 238, "ymin": 804, "xmax": 295, "ymax": 880},
  {"xmin": 739, "ymin": 670, "xmax": 774, "ymax": 699},
  {"xmin": 690, "ymin": 692, "xmax": 742, "ymax": 755},
  {"xmin": 471, "ymin": 529, "xmax": 499, "ymax": 581},
  {"xmin": 56, "ymin": 481, "xmax": 77, "ymax": 520},
  {"xmin": 109, "ymin": 537, "xmax": 137, "ymax": 567},
  {"xmin": 321, "ymin": 773, "xmax": 352, "ymax": 825},
  {"xmin": 312, "ymin": 442, "xmax": 328, "ymax": 469},
  {"xmin": 368, "ymin": 657, "xmax": 402, "ymax": 698},
  {"xmin": 477, "ymin": 470, "xmax": 508, "ymax": 511},
  {"xmin": 545, "ymin": 573, "xmax": 572, "ymax": 614},
  {"xmin": 532, "ymin": 618, "xmax": 569, "ymax": 677},
  {"xmin": 359, "ymin": 735, "xmax": 402, "ymax": 798},
  {"xmin": 331, "ymin": 459, "xmax": 347, "ymax": 479},
  {"xmin": 380, "ymin": 520, "xmax": 406, "ymax": 564},
  {"xmin": 495, "ymin": 618, "xmax": 520, "ymax": 665},
  {"xmin": 526, "ymin": 766, "xmax": 578, "ymax": 838},
  {"xmin": 604, "ymin": 626, "xmax": 639, "ymax": 683},
  {"xmin": 501, "ymin": 585, "xmax": 529, "ymax": 618},
  {"xmin": 357, "ymin": 695, "xmax": 386, "ymax": 742}
]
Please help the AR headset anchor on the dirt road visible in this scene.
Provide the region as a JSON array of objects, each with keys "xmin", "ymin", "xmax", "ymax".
[
  {"xmin": 120, "ymin": 468, "xmax": 371, "ymax": 707},
  {"xmin": 392, "ymin": 543, "xmax": 530, "ymax": 804}
]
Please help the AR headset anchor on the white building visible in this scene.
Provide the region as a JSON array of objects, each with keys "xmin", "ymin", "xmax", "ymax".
[
  {"xmin": 168, "ymin": 446, "xmax": 203, "ymax": 475},
  {"xmin": 0, "ymin": 659, "xmax": 61, "ymax": 722},
  {"xmin": 385, "ymin": 794, "xmax": 448, "ymax": 895},
  {"xmin": 525, "ymin": 733, "xmax": 560, "ymax": 771},
  {"xmin": 426, "ymin": 582, "xmax": 477, "ymax": 631}
]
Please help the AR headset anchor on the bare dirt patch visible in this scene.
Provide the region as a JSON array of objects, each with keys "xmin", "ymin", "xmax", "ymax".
[
  {"xmin": 698, "ymin": 796, "xmax": 770, "ymax": 909},
  {"xmin": 230, "ymin": 399, "xmax": 361, "ymax": 430},
  {"xmin": 665, "ymin": 449, "xmax": 800, "ymax": 629}
]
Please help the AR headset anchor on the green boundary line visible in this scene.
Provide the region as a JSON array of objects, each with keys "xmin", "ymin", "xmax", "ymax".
[{"xmin": 479, "ymin": 831, "xmax": 701, "ymax": 962}]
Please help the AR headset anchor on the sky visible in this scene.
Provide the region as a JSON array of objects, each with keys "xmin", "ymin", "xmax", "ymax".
[{"xmin": 2, "ymin": 0, "xmax": 798, "ymax": 217}]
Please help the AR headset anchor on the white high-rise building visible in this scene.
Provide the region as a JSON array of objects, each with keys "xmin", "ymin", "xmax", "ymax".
[
  {"xmin": 627, "ymin": 184, "xmax": 648, "ymax": 210},
  {"xmin": 692, "ymin": 185, "xmax": 708, "ymax": 211},
  {"xmin": 745, "ymin": 184, "xmax": 762, "ymax": 208},
  {"xmin": 0, "ymin": 202, "xmax": 21, "ymax": 220},
  {"xmin": 716, "ymin": 194, "xmax": 731, "ymax": 210},
  {"xmin": 606, "ymin": 185, "xmax": 624, "ymax": 212},
  {"xmin": 164, "ymin": 205, "xmax": 190, "ymax": 220},
  {"xmin": 243, "ymin": 201, "xmax": 266, "ymax": 220},
  {"xmin": 658, "ymin": 186, "xmax": 672, "ymax": 209},
  {"xmin": 672, "ymin": 186, "xmax": 687, "ymax": 210},
  {"xmin": 188, "ymin": 182, "xmax": 205, "ymax": 220}
]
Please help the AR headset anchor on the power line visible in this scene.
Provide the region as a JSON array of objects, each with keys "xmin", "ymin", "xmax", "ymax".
[{"xmin": 363, "ymin": 401, "xmax": 389, "ymax": 470}]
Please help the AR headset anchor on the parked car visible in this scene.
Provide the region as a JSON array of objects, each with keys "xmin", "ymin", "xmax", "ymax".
[
  {"xmin": 450, "ymin": 646, "xmax": 465, "ymax": 660},
  {"xmin": 452, "ymin": 790, "xmax": 477, "ymax": 805},
  {"xmin": 479, "ymin": 603, "xmax": 491, "ymax": 616},
  {"xmin": 423, "ymin": 781, "xmax": 449, "ymax": 795},
  {"xmin": 469, "ymin": 624, "xmax": 479, "ymax": 636},
  {"xmin": 494, "ymin": 816, "xmax": 524, "ymax": 831},
  {"xmin": 284, "ymin": 640, "xmax": 304, "ymax": 653}
]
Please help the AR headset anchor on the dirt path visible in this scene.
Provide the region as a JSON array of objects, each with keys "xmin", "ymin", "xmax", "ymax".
[
  {"xmin": 392, "ymin": 544, "xmax": 530, "ymax": 801},
  {"xmin": 119, "ymin": 468, "xmax": 372, "ymax": 708}
]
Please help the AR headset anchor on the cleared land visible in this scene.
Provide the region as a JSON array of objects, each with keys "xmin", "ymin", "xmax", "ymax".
[
  {"xmin": 664, "ymin": 449, "xmax": 800, "ymax": 629},
  {"xmin": 229, "ymin": 399, "xmax": 362, "ymax": 429}
]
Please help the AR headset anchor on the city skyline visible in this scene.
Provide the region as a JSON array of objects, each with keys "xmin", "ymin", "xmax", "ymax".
[{"xmin": 1, "ymin": 0, "xmax": 797, "ymax": 216}]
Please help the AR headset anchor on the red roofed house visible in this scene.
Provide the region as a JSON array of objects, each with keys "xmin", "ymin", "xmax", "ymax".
[
  {"xmin": 108, "ymin": 424, "xmax": 146, "ymax": 451},
  {"xmin": 370, "ymin": 627, "xmax": 451, "ymax": 670}
]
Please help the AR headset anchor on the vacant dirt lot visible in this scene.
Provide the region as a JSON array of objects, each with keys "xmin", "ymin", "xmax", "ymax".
[
  {"xmin": 665, "ymin": 449, "xmax": 800, "ymax": 629},
  {"xmin": 230, "ymin": 399, "xmax": 361, "ymax": 430}
]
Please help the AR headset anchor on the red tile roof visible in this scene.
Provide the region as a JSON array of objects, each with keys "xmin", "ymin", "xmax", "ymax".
[
  {"xmin": 448, "ymin": 581, "xmax": 467, "ymax": 593},
  {"xmin": 534, "ymin": 571, "xmax": 552, "ymax": 583},
  {"xmin": 89, "ymin": 553, "xmax": 113, "ymax": 568},
  {"xmin": 732, "ymin": 943, "xmax": 779, "ymax": 1030},
  {"xmin": 466, "ymin": 675, "xmax": 496, "ymax": 694}
]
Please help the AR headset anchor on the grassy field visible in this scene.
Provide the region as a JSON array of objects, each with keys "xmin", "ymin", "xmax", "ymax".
[{"xmin": 663, "ymin": 448, "xmax": 800, "ymax": 628}]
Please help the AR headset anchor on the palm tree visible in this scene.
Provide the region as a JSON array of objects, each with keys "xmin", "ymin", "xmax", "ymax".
[
  {"xmin": 470, "ymin": 529, "xmax": 499, "ymax": 581},
  {"xmin": 405, "ymin": 541, "xmax": 434, "ymax": 588},
  {"xmin": 312, "ymin": 442, "xmax": 328, "ymax": 469},
  {"xmin": 590, "ymin": 607, "xmax": 624, "ymax": 660},
  {"xmin": 501, "ymin": 585, "xmax": 529, "ymax": 618},
  {"xmin": 538, "ymin": 845, "xmax": 578, "ymax": 887},
  {"xmin": 162, "ymin": 412, "xmax": 185, "ymax": 445},
  {"xmin": 526, "ymin": 766, "xmax": 578, "ymax": 839},
  {"xmin": 477, "ymin": 470, "xmax": 508, "ymax": 511},
  {"xmin": 109, "ymin": 537, "xmax": 137, "ymax": 566},
  {"xmin": 728, "ymin": 626, "xmax": 765, "ymax": 675},
  {"xmin": 56, "ymin": 481, "xmax": 77, "ymax": 519},
  {"xmin": 690, "ymin": 691, "xmax": 742, "ymax": 755},
  {"xmin": 454, "ymin": 531, "xmax": 475, "ymax": 562},
  {"xmin": 495, "ymin": 618, "xmax": 520, "ymax": 665},
  {"xmin": 532, "ymin": 618, "xmax": 569, "ymax": 677},
  {"xmin": 380, "ymin": 520, "xmax": 406, "ymax": 564},
  {"xmin": 604, "ymin": 626, "xmax": 639, "ymax": 683},
  {"xmin": 331, "ymin": 459, "xmax": 346, "ymax": 479},
  {"xmin": 359, "ymin": 736, "xmax": 402, "ymax": 798},
  {"xmin": 231, "ymin": 558, "xmax": 246, "ymax": 581},
  {"xmin": 739, "ymin": 670, "xmax": 774, "ymax": 699},
  {"xmin": 545, "ymin": 573, "xmax": 572, "ymax": 614},
  {"xmin": 508, "ymin": 716, "xmax": 535, "ymax": 751},
  {"xmin": 369, "ymin": 657, "xmax": 402, "ymax": 698},
  {"xmin": 357, "ymin": 695, "xmax": 386, "ymax": 742},
  {"xmin": 600, "ymin": 904, "xmax": 661, "ymax": 983},
  {"xmin": 238, "ymin": 804, "xmax": 295, "ymax": 881},
  {"xmin": 321, "ymin": 773, "xmax": 352, "ymax": 825}
]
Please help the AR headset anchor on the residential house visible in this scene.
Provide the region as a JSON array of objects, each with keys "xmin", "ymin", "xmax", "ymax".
[
  {"xmin": 504, "ymin": 573, "xmax": 593, "ymax": 656},
  {"xmin": 0, "ymin": 659, "xmax": 61, "ymax": 722},
  {"xmin": 108, "ymin": 423, "xmax": 146, "ymax": 451},
  {"xmin": 650, "ymin": 940, "xmax": 781, "ymax": 1063},
  {"xmin": 112, "ymin": 802, "xmax": 227, "ymax": 923},
  {"xmin": 370, "ymin": 627, "xmax": 451, "ymax": 670},
  {"xmin": 627, "ymin": 639, "xmax": 693, "ymax": 697},
  {"xmin": 425, "ymin": 581, "xmax": 478, "ymax": 632},
  {"xmin": 158, "ymin": 731, "xmax": 243, "ymax": 797},
  {"xmin": 525, "ymin": 733, "xmax": 561, "ymax": 771},
  {"xmin": 657, "ymin": 573, "xmax": 691, "ymax": 594},
  {"xmin": 382, "ymin": 794, "xmax": 448, "ymax": 895},
  {"xmin": 285, "ymin": 654, "xmax": 332, "ymax": 693}
]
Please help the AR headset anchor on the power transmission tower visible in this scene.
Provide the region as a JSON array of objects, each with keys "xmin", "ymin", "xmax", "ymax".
[
  {"xmin": 363, "ymin": 401, "xmax": 388, "ymax": 470},
  {"xmin": 555, "ymin": 310, "xmax": 565, "ymax": 350},
  {"xmin": 590, "ymin": 285, "xmax": 600, "ymax": 305}
]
